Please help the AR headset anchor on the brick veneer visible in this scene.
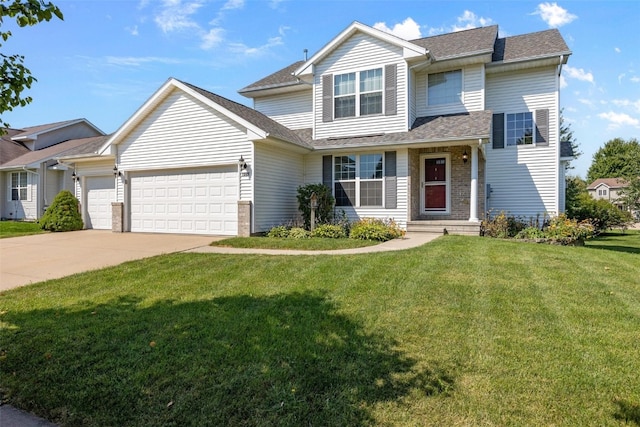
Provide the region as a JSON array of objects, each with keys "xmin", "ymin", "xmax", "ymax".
[{"xmin": 237, "ymin": 200, "xmax": 252, "ymax": 237}]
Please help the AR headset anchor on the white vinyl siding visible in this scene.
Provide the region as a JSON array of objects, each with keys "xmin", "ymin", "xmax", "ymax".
[
  {"xmin": 415, "ymin": 64, "xmax": 484, "ymax": 117},
  {"xmin": 314, "ymin": 33, "xmax": 407, "ymax": 139},
  {"xmin": 485, "ymin": 67, "xmax": 559, "ymax": 217},
  {"xmin": 118, "ymin": 89, "xmax": 253, "ymax": 174},
  {"xmin": 303, "ymin": 148, "xmax": 409, "ymax": 229},
  {"xmin": 254, "ymin": 90, "xmax": 313, "ymax": 130},
  {"xmin": 253, "ymin": 144, "xmax": 304, "ymax": 232},
  {"xmin": 4, "ymin": 171, "xmax": 36, "ymax": 220}
]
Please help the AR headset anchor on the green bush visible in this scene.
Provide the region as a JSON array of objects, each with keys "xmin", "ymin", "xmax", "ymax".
[
  {"xmin": 288, "ymin": 227, "xmax": 310, "ymax": 239},
  {"xmin": 296, "ymin": 184, "xmax": 334, "ymax": 230},
  {"xmin": 544, "ymin": 214, "xmax": 594, "ymax": 244},
  {"xmin": 567, "ymin": 193, "xmax": 634, "ymax": 232},
  {"xmin": 481, "ymin": 211, "xmax": 527, "ymax": 238},
  {"xmin": 39, "ymin": 190, "xmax": 83, "ymax": 232},
  {"xmin": 311, "ymin": 224, "xmax": 347, "ymax": 239},
  {"xmin": 266, "ymin": 225, "xmax": 290, "ymax": 238},
  {"xmin": 349, "ymin": 218, "xmax": 404, "ymax": 242},
  {"xmin": 515, "ymin": 227, "xmax": 546, "ymax": 240}
]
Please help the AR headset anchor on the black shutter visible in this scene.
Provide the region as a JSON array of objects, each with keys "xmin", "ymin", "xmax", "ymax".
[
  {"xmin": 492, "ymin": 113, "xmax": 505, "ymax": 149},
  {"xmin": 384, "ymin": 64, "xmax": 397, "ymax": 116},
  {"xmin": 384, "ymin": 151, "xmax": 397, "ymax": 209},
  {"xmin": 535, "ymin": 109, "xmax": 549, "ymax": 146},
  {"xmin": 322, "ymin": 74, "xmax": 333, "ymax": 123},
  {"xmin": 322, "ymin": 155, "xmax": 332, "ymax": 189}
]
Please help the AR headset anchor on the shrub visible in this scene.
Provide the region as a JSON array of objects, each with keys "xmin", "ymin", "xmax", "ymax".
[
  {"xmin": 481, "ymin": 211, "xmax": 527, "ymax": 238},
  {"xmin": 288, "ymin": 227, "xmax": 310, "ymax": 239},
  {"xmin": 515, "ymin": 227, "xmax": 546, "ymax": 240},
  {"xmin": 39, "ymin": 190, "xmax": 83, "ymax": 232},
  {"xmin": 567, "ymin": 193, "xmax": 634, "ymax": 232},
  {"xmin": 296, "ymin": 184, "xmax": 334, "ymax": 230},
  {"xmin": 544, "ymin": 214, "xmax": 594, "ymax": 244},
  {"xmin": 266, "ymin": 225, "xmax": 290, "ymax": 238},
  {"xmin": 311, "ymin": 224, "xmax": 347, "ymax": 239},
  {"xmin": 349, "ymin": 218, "xmax": 404, "ymax": 242}
]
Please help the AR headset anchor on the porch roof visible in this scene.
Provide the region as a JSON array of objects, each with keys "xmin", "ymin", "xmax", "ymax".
[{"xmin": 302, "ymin": 110, "xmax": 492, "ymax": 150}]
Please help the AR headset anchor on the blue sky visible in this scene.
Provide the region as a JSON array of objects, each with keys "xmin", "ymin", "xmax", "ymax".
[{"xmin": 3, "ymin": 0, "xmax": 639, "ymax": 179}]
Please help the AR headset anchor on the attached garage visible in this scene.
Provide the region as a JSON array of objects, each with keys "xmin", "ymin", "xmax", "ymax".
[
  {"xmin": 129, "ymin": 166, "xmax": 238, "ymax": 235},
  {"xmin": 85, "ymin": 176, "xmax": 115, "ymax": 230}
]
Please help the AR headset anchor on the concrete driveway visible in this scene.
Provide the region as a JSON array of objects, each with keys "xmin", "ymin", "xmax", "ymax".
[{"xmin": 0, "ymin": 230, "xmax": 220, "ymax": 291}]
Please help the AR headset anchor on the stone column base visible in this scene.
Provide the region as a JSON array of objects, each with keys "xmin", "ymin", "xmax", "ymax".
[
  {"xmin": 111, "ymin": 202, "xmax": 124, "ymax": 233},
  {"xmin": 237, "ymin": 201, "xmax": 252, "ymax": 237}
]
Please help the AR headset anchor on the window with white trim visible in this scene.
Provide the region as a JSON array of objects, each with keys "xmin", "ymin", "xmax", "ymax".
[
  {"xmin": 506, "ymin": 112, "xmax": 534, "ymax": 146},
  {"xmin": 334, "ymin": 153, "xmax": 384, "ymax": 207},
  {"xmin": 428, "ymin": 70, "xmax": 462, "ymax": 106},
  {"xmin": 11, "ymin": 171, "xmax": 28, "ymax": 201},
  {"xmin": 334, "ymin": 68, "xmax": 382, "ymax": 119}
]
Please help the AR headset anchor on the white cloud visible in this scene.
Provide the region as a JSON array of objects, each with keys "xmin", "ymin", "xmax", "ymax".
[
  {"xmin": 578, "ymin": 98, "xmax": 594, "ymax": 107},
  {"xmin": 126, "ymin": 25, "xmax": 139, "ymax": 36},
  {"xmin": 452, "ymin": 10, "xmax": 493, "ymax": 32},
  {"xmin": 564, "ymin": 106, "xmax": 578, "ymax": 113},
  {"xmin": 201, "ymin": 28, "xmax": 225, "ymax": 50},
  {"xmin": 154, "ymin": 0, "xmax": 204, "ymax": 33},
  {"xmin": 563, "ymin": 66, "xmax": 594, "ymax": 84},
  {"xmin": 222, "ymin": 0, "xmax": 244, "ymax": 11},
  {"xmin": 560, "ymin": 75, "xmax": 567, "ymax": 89},
  {"xmin": 615, "ymin": 47, "xmax": 621, "ymax": 53},
  {"xmin": 229, "ymin": 36, "xmax": 284, "ymax": 56},
  {"xmin": 105, "ymin": 56, "xmax": 184, "ymax": 67},
  {"xmin": 373, "ymin": 17, "xmax": 422, "ymax": 40},
  {"xmin": 534, "ymin": 2, "xmax": 577, "ymax": 28},
  {"xmin": 598, "ymin": 111, "xmax": 640, "ymax": 128},
  {"xmin": 611, "ymin": 99, "xmax": 640, "ymax": 113},
  {"xmin": 631, "ymin": 76, "xmax": 640, "ymax": 83}
]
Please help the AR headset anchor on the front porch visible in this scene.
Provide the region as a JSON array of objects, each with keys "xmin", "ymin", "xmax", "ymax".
[{"xmin": 407, "ymin": 145, "xmax": 485, "ymax": 235}]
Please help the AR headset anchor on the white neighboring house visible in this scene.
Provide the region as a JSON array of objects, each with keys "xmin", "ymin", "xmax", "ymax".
[
  {"xmin": 0, "ymin": 119, "xmax": 104, "ymax": 221},
  {"xmin": 62, "ymin": 22, "xmax": 573, "ymax": 236},
  {"xmin": 587, "ymin": 178, "xmax": 635, "ymax": 215}
]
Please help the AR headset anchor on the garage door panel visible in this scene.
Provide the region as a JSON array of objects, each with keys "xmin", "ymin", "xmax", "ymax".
[{"xmin": 131, "ymin": 167, "xmax": 237, "ymax": 235}]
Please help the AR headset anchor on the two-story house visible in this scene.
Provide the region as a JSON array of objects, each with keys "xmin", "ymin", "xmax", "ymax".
[{"xmin": 62, "ymin": 22, "xmax": 572, "ymax": 236}]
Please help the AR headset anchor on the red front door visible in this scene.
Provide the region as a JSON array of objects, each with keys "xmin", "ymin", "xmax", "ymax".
[{"xmin": 424, "ymin": 158, "xmax": 447, "ymax": 211}]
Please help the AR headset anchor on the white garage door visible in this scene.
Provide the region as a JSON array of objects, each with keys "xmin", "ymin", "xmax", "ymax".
[
  {"xmin": 130, "ymin": 167, "xmax": 238, "ymax": 235},
  {"xmin": 86, "ymin": 176, "xmax": 115, "ymax": 230}
]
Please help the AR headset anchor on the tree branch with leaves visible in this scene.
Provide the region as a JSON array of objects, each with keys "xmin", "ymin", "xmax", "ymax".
[{"xmin": 1, "ymin": 0, "xmax": 63, "ymax": 131}]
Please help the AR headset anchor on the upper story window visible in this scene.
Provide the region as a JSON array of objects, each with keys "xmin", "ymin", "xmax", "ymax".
[
  {"xmin": 428, "ymin": 70, "xmax": 462, "ymax": 106},
  {"xmin": 11, "ymin": 171, "xmax": 28, "ymax": 201},
  {"xmin": 334, "ymin": 68, "xmax": 382, "ymax": 119},
  {"xmin": 506, "ymin": 112, "xmax": 534, "ymax": 146}
]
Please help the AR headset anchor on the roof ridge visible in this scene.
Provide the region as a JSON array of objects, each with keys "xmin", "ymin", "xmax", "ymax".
[{"xmin": 410, "ymin": 24, "xmax": 498, "ymax": 43}]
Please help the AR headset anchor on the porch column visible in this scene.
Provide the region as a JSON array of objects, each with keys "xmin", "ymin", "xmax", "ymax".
[{"xmin": 469, "ymin": 145, "xmax": 479, "ymax": 222}]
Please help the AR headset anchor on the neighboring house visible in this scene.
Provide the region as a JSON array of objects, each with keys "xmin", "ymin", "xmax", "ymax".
[
  {"xmin": 587, "ymin": 178, "xmax": 631, "ymax": 211},
  {"xmin": 0, "ymin": 119, "xmax": 104, "ymax": 220},
  {"xmin": 62, "ymin": 22, "xmax": 571, "ymax": 236}
]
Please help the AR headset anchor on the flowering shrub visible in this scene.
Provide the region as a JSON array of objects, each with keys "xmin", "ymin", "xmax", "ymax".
[
  {"xmin": 481, "ymin": 211, "xmax": 527, "ymax": 238},
  {"xmin": 349, "ymin": 218, "xmax": 404, "ymax": 241},
  {"xmin": 543, "ymin": 215, "xmax": 594, "ymax": 244},
  {"xmin": 311, "ymin": 224, "xmax": 347, "ymax": 239}
]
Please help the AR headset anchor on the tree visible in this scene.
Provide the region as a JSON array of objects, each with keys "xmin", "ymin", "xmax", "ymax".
[
  {"xmin": 1, "ymin": 0, "xmax": 63, "ymax": 130},
  {"xmin": 619, "ymin": 177, "xmax": 640, "ymax": 220},
  {"xmin": 560, "ymin": 108, "xmax": 581, "ymax": 170},
  {"xmin": 565, "ymin": 175, "xmax": 587, "ymax": 216},
  {"xmin": 586, "ymin": 137, "xmax": 640, "ymax": 183}
]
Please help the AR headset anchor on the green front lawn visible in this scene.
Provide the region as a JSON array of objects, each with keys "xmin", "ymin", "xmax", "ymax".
[
  {"xmin": 0, "ymin": 221, "xmax": 45, "ymax": 238},
  {"xmin": 211, "ymin": 236, "xmax": 379, "ymax": 250},
  {"xmin": 1, "ymin": 234, "xmax": 639, "ymax": 426}
]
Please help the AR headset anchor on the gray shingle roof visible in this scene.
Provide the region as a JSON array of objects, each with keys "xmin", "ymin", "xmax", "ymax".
[
  {"xmin": 0, "ymin": 136, "xmax": 110, "ymax": 169},
  {"xmin": 238, "ymin": 61, "xmax": 305, "ymax": 94},
  {"xmin": 1, "ymin": 130, "xmax": 30, "ymax": 164},
  {"xmin": 587, "ymin": 178, "xmax": 628, "ymax": 190},
  {"xmin": 304, "ymin": 111, "xmax": 492, "ymax": 149},
  {"xmin": 560, "ymin": 140, "xmax": 574, "ymax": 158},
  {"xmin": 8, "ymin": 119, "xmax": 85, "ymax": 140},
  {"xmin": 492, "ymin": 29, "xmax": 571, "ymax": 63},
  {"xmin": 411, "ymin": 25, "xmax": 498, "ymax": 60},
  {"xmin": 179, "ymin": 80, "xmax": 312, "ymax": 149},
  {"xmin": 55, "ymin": 135, "xmax": 111, "ymax": 158}
]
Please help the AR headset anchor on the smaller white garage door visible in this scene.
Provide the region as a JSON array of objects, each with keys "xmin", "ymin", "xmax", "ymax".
[
  {"xmin": 86, "ymin": 176, "xmax": 115, "ymax": 230},
  {"xmin": 130, "ymin": 167, "xmax": 238, "ymax": 235}
]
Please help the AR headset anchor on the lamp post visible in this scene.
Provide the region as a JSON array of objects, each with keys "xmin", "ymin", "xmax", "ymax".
[{"xmin": 310, "ymin": 192, "xmax": 318, "ymax": 232}]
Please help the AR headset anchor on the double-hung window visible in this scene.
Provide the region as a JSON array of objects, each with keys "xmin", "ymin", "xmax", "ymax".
[
  {"xmin": 428, "ymin": 70, "xmax": 462, "ymax": 106},
  {"xmin": 506, "ymin": 112, "xmax": 534, "ymax": 146},
  {"xmin": 334, "ymin": 153, "xmax": 383, "ymax": 207},
  {"xmin": 334, "ymin": 68, "xmax": 382, "ymax": 118},
  {"xmin": 11, "ymin": 171, "xmax": 28, "ymax": 201}
]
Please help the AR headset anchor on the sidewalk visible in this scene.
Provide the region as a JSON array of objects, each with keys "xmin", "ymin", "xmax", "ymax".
[
  {"xmin": 0, "ymin": 404, "xmax": 57, "ymax": 427},
  {"xmin": 187, "ymin": 232, "xmax": 441, "ymax": 255}
]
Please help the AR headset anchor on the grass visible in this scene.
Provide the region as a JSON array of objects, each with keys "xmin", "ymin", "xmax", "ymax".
[
  {"xmin": 211, "ymin": 236, "xmax": 379, "ymax": 250},
  {"xmin": 0, "ymin": 220, "xmax": 45, "ymax": 238},
  {"xmin": 1, "ymin": 233, "xmax": 639, "ymax": 426}
]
